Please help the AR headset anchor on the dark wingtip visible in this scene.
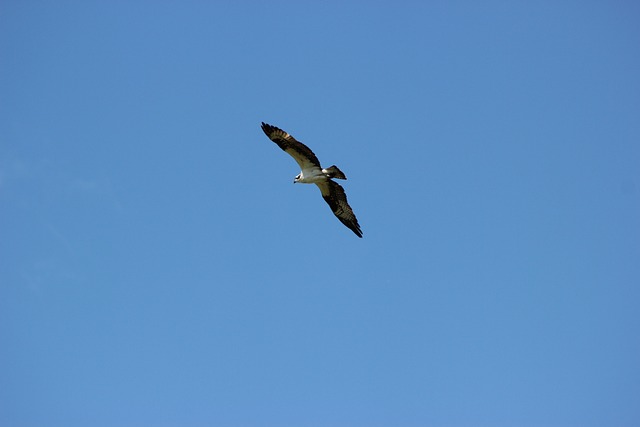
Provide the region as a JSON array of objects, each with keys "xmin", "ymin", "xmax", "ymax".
[
  {"xmin": 346, "ymin": 221, "xmax": 363, "ymax": 238},
  {"xmin": 261, "ymin": 122, "xmax": 282, "ymax": 138},
  {"xmin": 261, "ymin": 122, "xmax": 273, "ymax": 137}
]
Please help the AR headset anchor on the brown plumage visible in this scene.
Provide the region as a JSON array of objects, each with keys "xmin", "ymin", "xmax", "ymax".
[{"xmin": 261, "ymin": 122, "xmax": 363, "ymax": 238}]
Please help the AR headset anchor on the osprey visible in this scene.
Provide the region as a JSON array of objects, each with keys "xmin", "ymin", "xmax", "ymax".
[{"xmin": 261, "ymin": 122, "xmax": 363, "ymax": 238}]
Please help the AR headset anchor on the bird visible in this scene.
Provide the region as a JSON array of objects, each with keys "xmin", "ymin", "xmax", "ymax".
[{"xmin": 261, "ymin": 122, "xmax": 363, "ymax": 238}]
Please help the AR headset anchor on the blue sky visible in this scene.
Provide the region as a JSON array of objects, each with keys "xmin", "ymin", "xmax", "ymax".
[{"xmin": 1, "ymin": 1, "xmax": 639, "ymax": 426}]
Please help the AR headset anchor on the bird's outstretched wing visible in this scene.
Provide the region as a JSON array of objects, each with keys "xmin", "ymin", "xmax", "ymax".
[
  {"xmin": 261, "ymin": 122, "xmax": 321, "ymax": 170},
  {"xmin": 316, "ymin": 180, "xmax": 363, "ymax": 238}
]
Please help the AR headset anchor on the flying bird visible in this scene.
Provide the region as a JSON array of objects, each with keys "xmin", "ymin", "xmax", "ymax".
[{"xmin": 261, "ymin": 122, "xmax": 363, "ymax": 238}]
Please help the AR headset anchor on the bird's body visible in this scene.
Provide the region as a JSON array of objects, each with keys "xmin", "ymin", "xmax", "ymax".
[
  {"xmin": 261, "ymin": 122, "xmax": 362, "ymax": 238},
  {"xmin": 294, "ymin": 167, "xmax": 326, "ymax": 184},
  {"xmin": 294, "ymin": 165, "xmax": 344, "ymax": 184}
]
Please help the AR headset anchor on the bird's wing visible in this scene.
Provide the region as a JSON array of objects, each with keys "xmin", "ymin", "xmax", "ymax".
[
  {"xmin": 261, "ymin": 122, "xmax": 321, "ymax": 170},
  {"xmin": 316, "ymin": 180, "xmax": 363, "ymax": 238}
]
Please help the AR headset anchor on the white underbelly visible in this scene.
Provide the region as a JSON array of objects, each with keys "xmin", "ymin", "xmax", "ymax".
[{"xmin": 298, "ymin": 168, "xmax": 327, "ymax": 183}]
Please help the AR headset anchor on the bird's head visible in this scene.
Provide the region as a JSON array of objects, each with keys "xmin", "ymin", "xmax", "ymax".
[{"xmin": 293, "ymin": 174, "xmax": 301, "ymax": 184}]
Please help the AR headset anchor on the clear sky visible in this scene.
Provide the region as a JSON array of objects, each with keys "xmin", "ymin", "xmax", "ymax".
[{"xmin": 1, "ymin": 1, "xmax": 639, "ymax": 426}]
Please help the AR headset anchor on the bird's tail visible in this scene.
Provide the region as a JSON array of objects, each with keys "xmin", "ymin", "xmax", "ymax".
[{"xmin": 323, "ymin": 165, "xmax": 347, "ymax": 180}]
